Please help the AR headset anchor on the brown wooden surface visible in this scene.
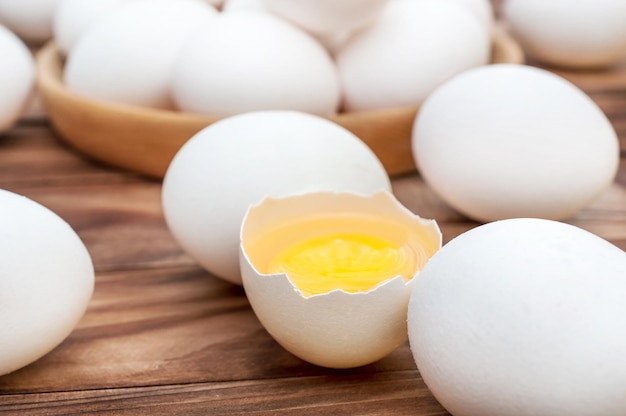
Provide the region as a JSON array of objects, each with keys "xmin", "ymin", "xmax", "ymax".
[{"xmin": 1, "ymin": 60, "xmax": 626, "ymax": 415}]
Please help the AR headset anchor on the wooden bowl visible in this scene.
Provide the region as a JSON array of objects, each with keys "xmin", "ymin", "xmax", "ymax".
[{"xmin": 36, "ymin": 29, "xmax": 524, "ymax": 179}]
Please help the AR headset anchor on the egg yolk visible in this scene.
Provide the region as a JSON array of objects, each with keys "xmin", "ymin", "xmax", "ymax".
[
  {"xmin": 267, "ymin": 232, "xmax": 417, "ymax": 296},
  {"xmin": 247, "ymin": 213, "xmax": 436, "ymax": 297}
]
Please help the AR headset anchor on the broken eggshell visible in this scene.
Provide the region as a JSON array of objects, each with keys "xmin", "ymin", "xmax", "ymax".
[{"xmin": 239, "ymin": 190, "xmax": 441, "ymax": 368}]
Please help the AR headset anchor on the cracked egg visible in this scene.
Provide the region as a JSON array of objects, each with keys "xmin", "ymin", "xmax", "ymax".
[{"xmin": 239, "ymin": 190, "xmax": 441, "ymax": 368}]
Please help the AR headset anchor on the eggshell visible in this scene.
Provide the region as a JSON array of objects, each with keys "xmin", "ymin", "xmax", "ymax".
[
  {"xmin": 0, "ymin": 0, "xmax": 60, "ymax": 43},
  {"xmin": 336, "ymin": 0, "xmax": 490, "ymax": 111},
  {"xmin": 264, "ymin": 0, "xmax": 389, "ymax": 37},
  {"xmin": 241, "ymin": 191, "xmax": 441, "ymax": 368},
  {"xmin": 0, "ymin": 25, "xmax": 35, "ymax": 133},
  {"xmin": 64, "ymin": 0, "xmax": 217, "ymax": 109},
  {"xmin": 52, "ymin": 0, "xmax": 129, "ymax": 56},
  {"xmin": 222, "ymin": 0, "xmax": 268, "ymax": 13},
  {"xmin": 162, "ymin": 110, "xmax": 391, "ymax": 285},
  {"xmin": 412, "ymin": 64, "xmax": 620, "ymax": 222},
  {"xmin": 171, "ymin": 13, "xmax": 340, "ymax": 116},
  {"xmin": 0, "ymin": 189, "xmax": 94, "ymax": 376},
  {"xmin": 447, "ymin": 0, "xmax": 494, "ymax": 31},
  {"xmin": 408, "ymin": 218, "xmax": 626, "ymax": 416},
  {"xmin": 502, "ymin": 0, "xmax": 626, "ymax": 69}
]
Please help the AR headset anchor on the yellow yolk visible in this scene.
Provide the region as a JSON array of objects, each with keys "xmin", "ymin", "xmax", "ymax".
[
  {"xmin": 267, "ymin": 233, "xmax": 417, "ymax": 296},
  {"xmin": 246, "ymin": 213, "xmax": 437, "ymax": 297}
]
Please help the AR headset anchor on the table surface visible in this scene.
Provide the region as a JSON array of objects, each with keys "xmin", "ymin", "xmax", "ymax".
[{"xmin": 1, "ymin": 58, "xmax": 625, "ymax": 415}]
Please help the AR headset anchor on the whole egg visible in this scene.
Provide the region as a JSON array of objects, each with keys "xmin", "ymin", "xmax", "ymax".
[{"xmin": 408, "ymin": 218, "xmax": 626, "ymax": 416}]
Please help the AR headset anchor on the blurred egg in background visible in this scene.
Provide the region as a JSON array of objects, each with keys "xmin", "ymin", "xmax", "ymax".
[
  {"xmin": 336, "ymin": 0, "xmax": 491, "ymax": 111},
  {"xmin": 0, "ymin": 24, "xmax": 35, "ymax": 133},
  {"xmin": 52, "ymin": 0, "xmax": 129, "ymax": 56},
  {"xmin": 63, "ymin": 0, "xmax": 218, "ymax": 110},
  {"xmin": 0, "ymin": 0, "xmax": 60, "ymax": 44},
  {"xmin": 502, "ymin": 0, "xmax": 626, "ymax": 69},
  {"xmin": 171, "ymin": 12, "xmax": 341, "ymax": 117}
]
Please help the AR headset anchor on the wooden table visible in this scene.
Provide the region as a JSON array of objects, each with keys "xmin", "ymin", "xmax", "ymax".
[{"xmin": 0, "ymin": 64, "xmax": 625, "ymax": 415}]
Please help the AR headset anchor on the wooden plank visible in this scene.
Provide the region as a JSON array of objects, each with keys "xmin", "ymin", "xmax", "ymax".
[
  {"xmin": 0, "ymin": 266, "xmax": 417, "ymax": 394},
  {"xmin": 0, "ymin": 182, "xmax": 193, "ymax": 273},
  {"xmin": 0, "ymin": 372, "xmax": 448, "ymax": 416},
  {"xmin": 0, "ymin": 121, "xmax": 144, "ymax": 188}
]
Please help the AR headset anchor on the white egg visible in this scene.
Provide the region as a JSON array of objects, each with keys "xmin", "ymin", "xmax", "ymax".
[
  {"xmin": 53, "ymin": 0, "xmax": 129, "ymax": 56},
  {"xmin": 264, "ymin": 0, "xmax": 389, "ymax": 37},
  {"xmin": 64, "ymin": 0, "xmax": 217, "ymax": 109},
  {"xmin": 0, "ymin": 25, "xmax": 35, "ymax": 133},
  {"xmin": 202, "ymin": 0, "xmax": 224, "ymax": 7},
  {"xmin": 162, "ymin": 111, "xmax": 391, "ymax": 285},
  {"xmin": 408, "ymin": 218, "xmax": 626, "ymax": 416},
  {"xmin": 222, "ymin": 0, "xmax": 269, "ymax": 13},
  {"xmin": 171, "ymin": 13, "xmax": 340, "ymax": 117},
  {"xmin": 336, "ymin": 0, "xmax": 490, "ymax": 111},
  {"xmin": 0, "ymin": 0, "xmax": 60, "ymax": 43},
  {"xmin": 241, "ymin": 191, "xmax": 441, "ymax": 368},
  {"xmin": 502, "ymin": 0, "xmax": 626, "ymax": 69},
  {"xmin": 0, "ymin": 189, "xmax": 94, "ymax": 376},
  {"xmin": 446, "ymin": 0, "xmax": 494, "ymax": 31},
  {"xmin": 412, "ymin": 64, "xmax": 620, "ymax": 222}
]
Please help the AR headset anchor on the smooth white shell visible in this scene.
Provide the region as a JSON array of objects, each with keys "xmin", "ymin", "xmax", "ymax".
[
  {"xmin": 0, "ymin": 190, "xmax": 94, "ymax": 376},
  {"xmin": 408, "ymin": 218, "xmax": 626, "ymax": 416},
  {"xmin": 171, "ymin": 13, "xmax": 340, "ymax": 116},
  {"xmin": 241, "ymin": 191, "xmax": 441, "ymax": 368},
  {"xmin": 0, "ymin": 25, "xmax": 35, "ymax": 133},
  {"xmin": 503, "ymin": 0, "xmax": 626, "ymax": 68},
  {"xmin": 336, "ymin": 0, "xmax": 490, "ymax": 111},
  {"xmin": 53, "ymin": 0, "xmax": 128, "ymax": 56},
  {"xmin": 162, "ymin": 111, "xmax": 391, "ymax": 285},
  {"xmin": 412, "ymin": 64, "xmax": 619, "ymax": 222},
  {"xmin": 264, "ymin": 0, "xmax": 389, "ymax": 37},
  {"xmin": 64, "ymin": 0, "xmax": 217, "ymax": 109},
  {"xmin": 447, "ymin": 0, "xmax": 494, "ymax": 31},
  {"xmin": 0, "ymin": 0, "xmax": 60, "ymax": 43}
]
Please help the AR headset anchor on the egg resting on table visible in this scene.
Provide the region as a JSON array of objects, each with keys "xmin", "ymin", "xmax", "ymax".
[
  {"xmin": 241, "ymin": 191, "xmax": 441, "ymax": 368},
  {"xmin": 162, "ymin": 110, "xmax": 391, "ymax": 285},
  {"xmin": 408, "ymin": 218, "xmax": 626, "ymax": 416},
  {"xmin": 412, "ymin": 64, "xmax": 619, "ymax": 222},
  {"xmin": 0, "ymin": 189, "xmax": 94, "ymax": 376}
]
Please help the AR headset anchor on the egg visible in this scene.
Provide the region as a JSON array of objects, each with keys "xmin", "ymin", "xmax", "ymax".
[
  {"xmin": 447, "ymin": 0, "xmax": 494, "ymax": 31},
  {"xmin": 222, "ymin": 0, "xmax": 268, "ymax": 13},
  {"xmin": 412, "ymin": 64, "xmax": 620, "ymax": 222},
  {"xmin": 0, "ymin": 189, "xmax": 94, "ymax": 376},
  {"xmin": 171, "ymin": 13, "xmax": 340, "ymax": 116},
  {"xmin": 264, "ymin": 0, "xmax": 390, "ymax": 37},
  {"xmin": 336, "ymin": 0, "xmax": 490, "ymax": 111},
  {"xmin": 0, "ymin": 0, "xmax": 60, "ymax": 44},
  {"xmin": 162, "ymin": 111, "xmax": 391, "ymax": 285},
  {"xmin": 52, "ymin": 0, "xmax": 129, "ymax": 56},
  {"xmin": 502, "ymin": 0, "xmax": 626, "ymax": 69},
  {"xmin": 408, "ymin": 218, "xmax": 626, "ymax": 416},
  {"xmin": 64, "ymin": 0, "xmax": 217, "ymax": 109},
  {"xmin": 0, "ymin": 25, "xmax": 35, "ymax": 133},
  {"xmin": 240, "ymin": 191, "xmax": 441, "ymax": 368}
]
